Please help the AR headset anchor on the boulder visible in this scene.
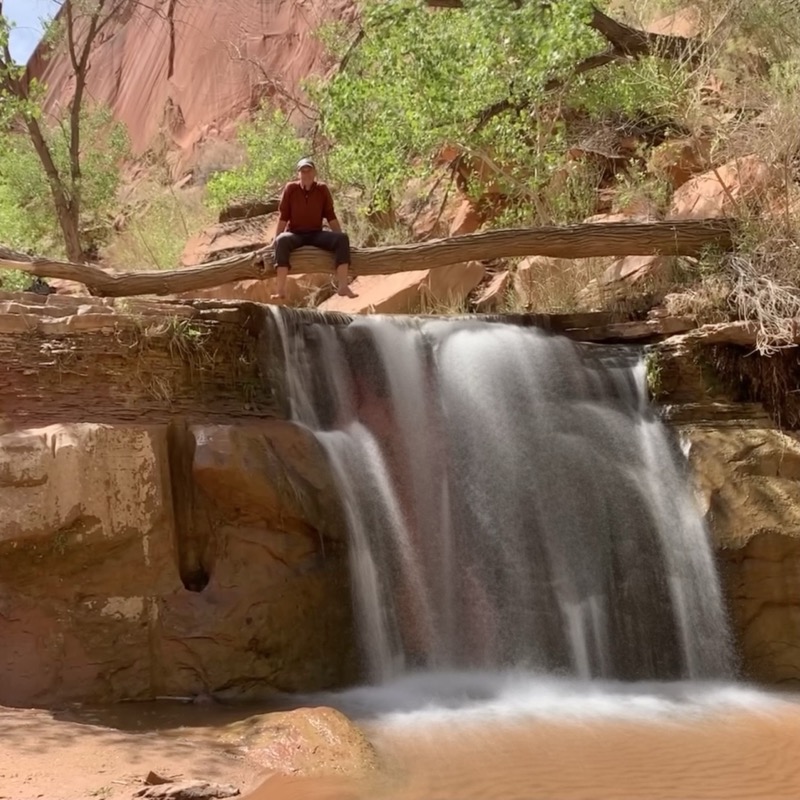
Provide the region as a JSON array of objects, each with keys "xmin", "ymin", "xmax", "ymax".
[
  {"xmin": 321, "ymin": 262, "xmax": 485, "ymax": 315},
  {"xmin": 474, "ymin": 270, "xmax": 511, "ymax": 312},
  {"xmin": 320, "ymin": 271, "xmax": 431, "ymax": 314},
  {"xmin": 648, "ymin": 136, "xmax": 711, "ymax": 189},
  {"xmin": 449, "ymin": 198, "xmax": 485, "ymax": 237},
  {"xmin": 669, "ymin": 155, "xmax": 776, "ymax": 219},
  {"xmin": 219, "ymin": 707, "xmax": 378, "ymax": 779}
]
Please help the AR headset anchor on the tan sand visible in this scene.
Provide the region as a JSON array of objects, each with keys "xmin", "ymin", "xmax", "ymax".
[{"xmin": 0, "ymin": 704, "xmax": 263, "ymax": 800}]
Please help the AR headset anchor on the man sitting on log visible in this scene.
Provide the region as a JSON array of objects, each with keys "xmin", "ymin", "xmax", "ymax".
[{"xmin": 271, "ymin": 158, "xmax": 357, "ymax": 300}]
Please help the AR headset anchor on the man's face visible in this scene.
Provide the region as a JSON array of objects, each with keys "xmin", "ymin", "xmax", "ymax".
[{"xmin": 298, "ymin": 165, "xmax": 316, "ymax": 184}]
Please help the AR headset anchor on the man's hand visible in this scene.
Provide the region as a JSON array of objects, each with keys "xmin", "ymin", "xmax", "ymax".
[{"xmin": 274, "ymin": 219, "xmax": 288, "ymax": 243}]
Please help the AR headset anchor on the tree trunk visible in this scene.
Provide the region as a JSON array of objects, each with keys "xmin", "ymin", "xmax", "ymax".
[
  {"xmin": 23, "ymin": 117, "xmax": 85, "ymax": 263},
  {"xmin": 0, "ymin": 219, "xmax": 736, "ymax": 298}
]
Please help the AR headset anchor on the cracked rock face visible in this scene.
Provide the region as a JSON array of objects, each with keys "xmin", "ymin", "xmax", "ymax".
[
  {"xmin": 0, "ymin": 422, "xmax": 356, "ymax": 707},
  {"xmin": 682, "ymin": 419, "xmax": 800, "ymax": 683},
  {"xmin": 29, "ymin": 0, "xmax": 358, "ymax": 166}
]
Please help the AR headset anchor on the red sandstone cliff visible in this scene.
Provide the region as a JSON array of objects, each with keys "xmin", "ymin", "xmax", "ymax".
[{"xmin": 28, "ymin": 0, "xmax": 357, "ymax": 158}]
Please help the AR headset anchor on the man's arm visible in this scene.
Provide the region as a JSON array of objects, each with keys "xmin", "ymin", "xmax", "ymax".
[
  {"xmin": 276, "ymin": 184, "xmax": 292, "ymax": 238},
  {"xmin": 322, "ymin": 185, "xmax": 341, "ymax": 231}
]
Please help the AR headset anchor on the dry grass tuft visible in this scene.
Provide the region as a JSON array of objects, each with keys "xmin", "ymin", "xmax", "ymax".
[
  {"xmin": 507, "ymin": 256, "xmax": 618, "ymax": 314},
  {"xmin": 104, "ymin": 186, "xmax": 216, "ymax": 271}
]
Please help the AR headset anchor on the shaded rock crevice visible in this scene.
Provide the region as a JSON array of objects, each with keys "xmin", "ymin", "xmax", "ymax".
[
  {"xmin": 166, "ymin": 0, "xmax": 178, "ymax": 80},
  {"xmin": 167, "ymin": 418, "xmax": 214, "ymax": 593}
]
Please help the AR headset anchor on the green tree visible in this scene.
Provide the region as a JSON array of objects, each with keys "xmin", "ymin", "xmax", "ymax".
[
  {"xmin": 0, "ymin": 106, "xmax": 129, "ymax": 256},
  {"xmin": 207, "ymin": 0, "xmax": 695, "ymax": 224},
  {"xmin": 0, "ymin": 1, "xmax": 139, "ymax": 261},
  {"xmin": 313, "ymin": 0, "xmax": 691, "ymax": 212},
  {"xmin": 205, "ymin": 108, "xmax": 310, "ymax": 209}
]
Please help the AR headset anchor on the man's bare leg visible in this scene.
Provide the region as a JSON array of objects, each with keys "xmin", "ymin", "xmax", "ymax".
[
  {"xmin": 335, "ymin": 263, "xmax": 358, "ymax": 298},
  {"xmin": 270, "ymin": 266, "xmax": 289, "ymax": 301}
]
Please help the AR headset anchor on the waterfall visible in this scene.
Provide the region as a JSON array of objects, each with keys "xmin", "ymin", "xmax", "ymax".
[{"xmin": 268, "ymin": 310, "xmax": 735, "ymax": 684}]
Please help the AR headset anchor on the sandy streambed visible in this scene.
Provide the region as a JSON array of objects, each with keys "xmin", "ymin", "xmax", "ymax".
[{"xmin": 4, "ymin": 685, "xmax": 800, "ymax": 800}]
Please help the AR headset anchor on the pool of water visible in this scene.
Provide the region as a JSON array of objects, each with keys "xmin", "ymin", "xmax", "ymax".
[{"xmin": 250, "ymin": 680, "xmax": 800, "ymax": 800}]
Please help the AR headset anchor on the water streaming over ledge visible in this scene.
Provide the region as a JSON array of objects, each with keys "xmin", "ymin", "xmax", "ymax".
[{"xmin": 267, "ymin": 309, "xmax": 735, "ymax": 686}]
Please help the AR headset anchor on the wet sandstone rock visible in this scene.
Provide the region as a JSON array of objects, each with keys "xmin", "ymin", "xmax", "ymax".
[
  {"xmin": 681, "ymin": 420, "xmax": 800, "ymax": 684},
  {"xmin": 218, "ymin": 706, "xmax": 379, "ymax": 779}
]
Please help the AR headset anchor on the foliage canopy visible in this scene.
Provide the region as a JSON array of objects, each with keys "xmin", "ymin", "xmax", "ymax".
[{"xmin": 211, "ymin": 0, "xmax": 694, "ymax": 219}]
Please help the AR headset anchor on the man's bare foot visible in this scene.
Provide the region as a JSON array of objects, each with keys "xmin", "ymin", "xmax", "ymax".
[
  {"xmin": 269, "ymin": 292, "xmax": 287, "ymax": 302},
  {"xmin": 337, "ymin": 285, "xmax": 358, "ymax": 298}
]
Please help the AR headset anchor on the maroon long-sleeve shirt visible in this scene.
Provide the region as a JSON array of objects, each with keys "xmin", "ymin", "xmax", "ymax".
[{"xmin": 278, "ymin": 180, "xmax": 337, "ymax": 232}]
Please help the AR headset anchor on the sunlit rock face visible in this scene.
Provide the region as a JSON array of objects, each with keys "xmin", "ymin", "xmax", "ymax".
[
  {"xmin": 0, "ymin": 421, "xmax": 356, "ymax": 707},
  {"xmin": 29, "ymin": 0, "xmax": 357, "ymax": 162}
]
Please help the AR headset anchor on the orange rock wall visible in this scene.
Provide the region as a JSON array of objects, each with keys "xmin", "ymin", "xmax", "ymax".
[{"xmin": 30, "ymin": 0, "xmax": 357, "ymax": 156}]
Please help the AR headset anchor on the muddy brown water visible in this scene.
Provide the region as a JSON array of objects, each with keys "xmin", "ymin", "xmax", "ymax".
[{"xmin": 250, "ymin": 706, "xmax": 800, "ymax": 800}]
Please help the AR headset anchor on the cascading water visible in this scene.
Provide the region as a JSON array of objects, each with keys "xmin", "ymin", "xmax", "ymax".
[{"xmin": 268, "ymin": 309, "xmax": 735, "ymax": 689}]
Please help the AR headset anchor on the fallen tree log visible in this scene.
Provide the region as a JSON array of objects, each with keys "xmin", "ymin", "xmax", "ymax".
[{"xmin": 0, "ymin": 219, "xmax": 736, "ymax": 298}]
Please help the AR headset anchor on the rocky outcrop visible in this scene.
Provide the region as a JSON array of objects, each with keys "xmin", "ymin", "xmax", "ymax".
[
  {"xmin": 0, "ymin": 293, "xmax": 280, "ymax": 426},
  {"xmin": 654, "ymin": 333, "xmax": 800, "ymax": 684},
  {"xmin": 0, "ymin": 421, "xmax": 355, "ymax": 707}
]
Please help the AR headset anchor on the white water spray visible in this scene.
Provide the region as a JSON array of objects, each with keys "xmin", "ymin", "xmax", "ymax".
[{"xmin": 269, "ymin": 311, "xmax": 735, "ymax": 685}]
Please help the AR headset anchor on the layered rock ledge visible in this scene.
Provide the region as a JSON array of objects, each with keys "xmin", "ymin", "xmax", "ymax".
[{"xmin": 652, "ymin": 334, "xmax": 800, "ymax": 684}]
